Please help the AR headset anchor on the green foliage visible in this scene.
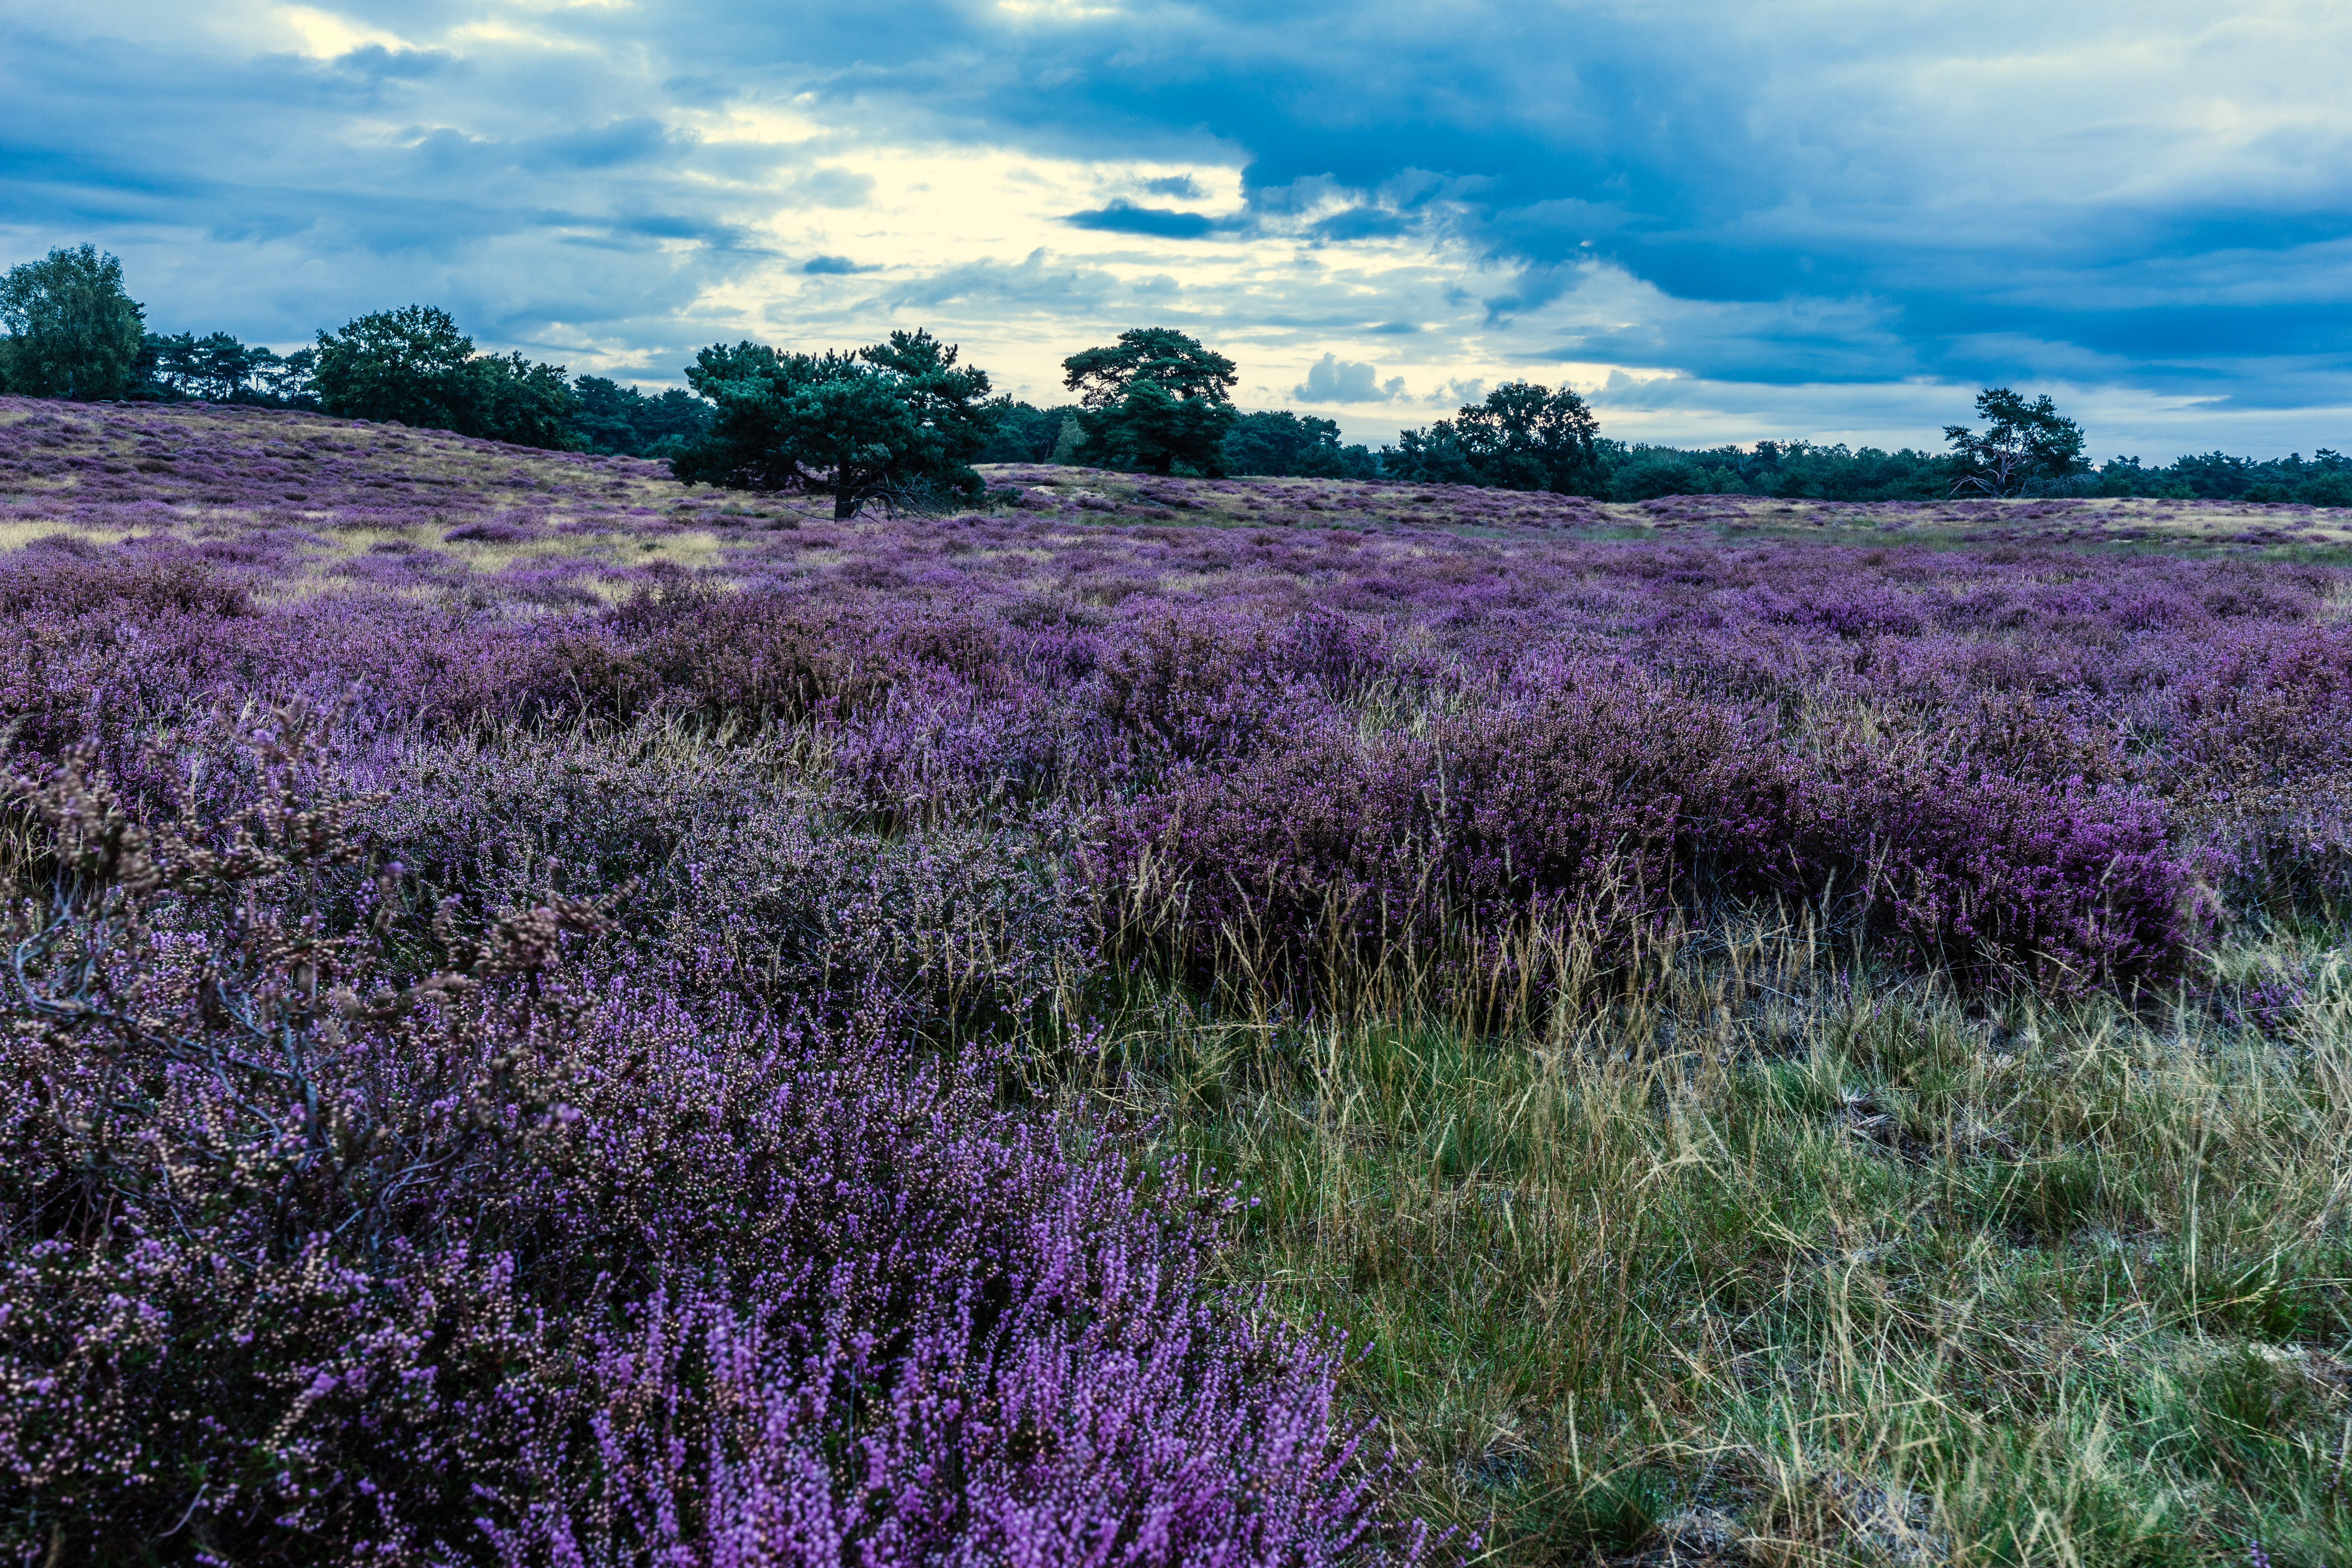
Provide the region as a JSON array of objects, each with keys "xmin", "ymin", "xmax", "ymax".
[
  {"xmin": 1607, "ymin": 450, "xmax": 1718, "ymax": 500},
  {"xmin": 1380, "ymin": 423, "xmax": 1481, "ymax": 486},
  {"xmin": 1598, "ymin": 436, "xmax": 2352, "ymax": 508},
  {"xmin": 1063, "ymin": 326, "xmax": 1240, "ymax": 408},
  {"xmin": 1062, "ymin": 327, "xmax": 1240, "ymax": 475},
  {"xmin": 1945, "ymin": 386, "xmax": 2089, "ymax": 496},
  {"xmin": 2100, "ymin": 448, "xmax": 2352, "ymax": 506},
  {"xmin": 0, "ymin": 245, "xmax": 147, "ymax": 401},
  {"xmin": 671, "ymin": 328, "xmax": 1000, "ymax": 518},
  {"xmin": 137, "ymin": 331, "xmax": 319, "ymax": 407},
  {"xmin": 312, "ymin": 304, "xmax": 476, "ymax": 427},
  {"xmin": 1456, "ymin": 380, "xmax": 1604, "ymax": 494},
  {"xmin": 1222, "ymin": 409, "xmax": 1379, "ymax": 478},
  {"xmin": 1384, "ymin": 381, "xmax": 1603, "ymax": 494},
  {"xmin": 1595, "ymin": 439, "xmax": 1955, "ymax": 501},
  {"xmin": 463, "ymin": 351, "xmax": 580, "ymax": 449},
  {"xmin": 312, "ymin": 305, "xmax": 578, "ymax": 448},
  {"xmin": 1078, "ymin": 381, "xmax": 1241, "ymax": 476},
  {"xmin": 140, "ymin": 330, "xmax": 272, "ymax": 401},
  {"xmin": 263, "ymin": 347, "xmax": 318, "ymax": 406},
  {"xmin": 566, "ymin": 375, "xmax": 714, "ymax": 458},
  {"xmin": 975, "ymin": 399, "xmax": 1084, "ymax": 463}
]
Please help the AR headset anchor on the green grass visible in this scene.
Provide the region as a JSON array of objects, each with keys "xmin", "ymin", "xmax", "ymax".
[{"xmin": 1079, "ymin": 917, "xmax": 2352, "ymax": 1564}]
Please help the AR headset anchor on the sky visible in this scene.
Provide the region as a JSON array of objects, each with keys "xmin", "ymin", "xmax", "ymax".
[{"xmin": 3, "ymin": 0, "xmax": 2349, "ymax": 457}]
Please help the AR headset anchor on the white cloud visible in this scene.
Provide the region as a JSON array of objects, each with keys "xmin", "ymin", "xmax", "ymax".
[
  {"xmin": 6, "ymin": 0, "xmax": 2351, "ymax": 451},
  {"xmin": 1292, "ymin": 353, "xmax": 1404, "ymax": 403}
]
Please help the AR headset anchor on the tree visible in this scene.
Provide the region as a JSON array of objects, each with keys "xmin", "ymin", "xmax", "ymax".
[
  {"xmin": 463, "ymin": 352, "xmax": 581, "ymax": 449},
  {"xmin": 638, "ymin": 388, "xmax": 717, "ymax": 449},
  {"xmin": 975, "ymin": 399, "xmax": 1084, "ymax": 464},
  {"xmin": 1061, "ymin": 328, "xmax": 1239, "ymax": 475},
  {"xmin": 1387, "ymin": 381, "xmax": 1601, "ymax": 493},
  {"xmin": 313, "ymin": 305, "xmax": 480, "ymax": 428},
  {"xmin": 1383, "ymin": 382, "xmax": 1602, "ymax": 493},
  {"xmin": 138, "ymin": 330, "xmax": 283, "ymax": 402},
  {"xmin": 1223, "ymin": 410, "xmax": 1378, "ymax": 478},
  {"xmin": 671, "ymin": 329, "xmax": 1001, "ymax": 518},
  {"xmin": 1453, "ymin": 381, "xmax": 1604, "ymax": 494},
  {"xmin": 0, "ymin": 244, "xmax": 147, "ymax": 400},
  {"xmin": 1608, "ymin": 451, "xmax": 1710, "ymax": 500},
  {"xmin": 1379, "ymin": 422, "xmax": 1481, "ymax": 486},
  {"xmin": 312, "ymin": 305, "xmax": 578, "ymax": 447},
  {"xmin": 262, "ymin": 348, "xmax": 320, "ymax": 408},
  {"xmin": 568, "ymin": 376, "xmax": 716, "ymax": 457},
  {"xmin": 1944, "ymin": 387, "xmax": 2087, "ymax": 496}
]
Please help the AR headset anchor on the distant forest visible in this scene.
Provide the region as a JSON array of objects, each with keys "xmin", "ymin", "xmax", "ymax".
[
  {"xmin": 975, "ymin": 398, "xmax": 2352, "ymax": 506},
  {"xmin": 4, "ymin": 243, "xmax": 2346, "ymax": 505}
]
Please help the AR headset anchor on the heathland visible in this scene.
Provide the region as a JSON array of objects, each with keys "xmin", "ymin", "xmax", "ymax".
[{"xmin": 5, "ymin": 395, "xmax": 2351, "ymax": 1565}]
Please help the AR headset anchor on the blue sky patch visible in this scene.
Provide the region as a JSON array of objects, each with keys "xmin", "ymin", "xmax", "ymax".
[{"xmin": 2, "ymin": 0, "xmax": 2346, "ymax": 454}]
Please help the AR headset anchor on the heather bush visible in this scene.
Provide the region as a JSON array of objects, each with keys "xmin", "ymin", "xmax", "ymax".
[
  {"xmin": 1706, "ymin": 703, "xmax": 2188, "ymax": 988},
  {"xmin": 1090, "ymin": 610, "xmax": 1321, "ymax": 777},
  {"xmin": 2147, "ymin": 623, "xmax": 2352, "ymax": 914},
  {"xmin": 359, "ymin": 721, "xmax": 1096, "ymax": 1029},
  {"xmin": 0, "ymin": 729, "xmax": 1421, "ymax": 1564},
  {"xmin": 492, "ymin": 590, "xmax": 909, "ymax": 730},
  {"xmin": 1110, "ymin": 680, "xmax": 2191, "ymax": 995},
  {"xmin": 9, "ymin": 401, "xmax": 2352, "ymax": 1564},
  {"xmin": 0, "ymin": 542, "xmax": 253, "ymax": 620},
  {"xmin": 1102, "ymin": 677, "xmax": 1712, "ymax": 996}
]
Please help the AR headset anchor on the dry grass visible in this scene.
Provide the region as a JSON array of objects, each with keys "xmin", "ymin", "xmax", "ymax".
[{"xmin": 1081, "ymin": 908, "xmax": 2352, "ymax": 1564}]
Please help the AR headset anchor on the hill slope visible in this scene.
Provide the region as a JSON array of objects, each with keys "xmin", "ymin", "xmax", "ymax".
[{"xmin": 5, "ymin": 395, "xmax": 2352, "ymax": 1566}]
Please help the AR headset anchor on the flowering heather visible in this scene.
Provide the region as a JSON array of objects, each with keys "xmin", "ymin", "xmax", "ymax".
[
  {"xmin": 6, "ymin": 397, "xmax": 2348, "ymax": 981},
  {"xmin": 3, "ymin": 397, "xmax": 2352, "ymax": 1560},
  {"xmin": 0, "ymin": 729, "xmax": 1414, "ymax": 1563}
]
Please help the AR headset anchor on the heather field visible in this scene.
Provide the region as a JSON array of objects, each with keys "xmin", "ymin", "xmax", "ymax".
[{"xmin": 8, "ymin": 394, "xmax": 2352, "ymax": 1566}]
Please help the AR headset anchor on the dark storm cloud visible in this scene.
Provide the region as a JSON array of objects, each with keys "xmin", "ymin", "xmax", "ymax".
[
  {"xmin": 2, "ymin": 0, "xmax": 2347, "ymax": 444},
  {"xmin": 1064, "ymin": 201, "xmax": 1227, "ymax": 239}
]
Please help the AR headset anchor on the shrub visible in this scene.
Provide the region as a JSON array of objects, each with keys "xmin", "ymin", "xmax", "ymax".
[
  {"xmin": 0, "ymin": 727, "xmax": 1422, "ymax": 1564},
  {"xmin": 360, "ymin": 725, "xmax": 1097, "ymax": 1031},
  {"xmin": 1106, "ymin": 684, "xmax": 2192, "ymax": 995}
]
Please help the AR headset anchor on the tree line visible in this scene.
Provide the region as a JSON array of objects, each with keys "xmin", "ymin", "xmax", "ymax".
[
  {"xmin": 0, "ymin": 246, "xmax": 709, "ymax": 459},
  {"xmin": 5, "ymin": 243, "xmax": 2346, "ymax": 511}
]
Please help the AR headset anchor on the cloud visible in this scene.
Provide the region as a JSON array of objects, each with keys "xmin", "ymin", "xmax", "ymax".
[
  {"xmin": 3, "ymin": 0, "xmax": 2350, "ymax": 451},
  {"xmin": 779, "ymin": 166, "xmax": 876, "ymax": 210},
  {"xmin": 527, "ymin": 118, "xmax": 681, "ymax": 173},
  {"xmin": 332, "ymin": 43, "xmax": 452, "ymax": 80},
  {"xmin": 882, "ymin": 247, "xmax": 1121, "ymax": 313},
  {"xmin": 1311, "ymin": 207, "xmax": 1412, "ymax": 242},
  {"xmin": 1063, "ymin": 200, "xmax": 1225, "ymax": 239},
  {"xmin": 1293, "ymin": 353, "xmax": 1405, "ymax": 404},
  {"xmin": 1434, "ymin": 378, "xmax": 1485, "ymax": 409},
  {"xmin": 801, "ymin": 254, "xmax": 871, "ymax": 275}
]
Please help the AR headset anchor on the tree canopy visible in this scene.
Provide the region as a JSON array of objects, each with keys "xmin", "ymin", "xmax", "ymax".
[
  {"xmin": 311, "ymin": 306, "xmax": 578, "ymax": 447},
  {"xmin": 976, "ymin": 399, "xmax": 1083, "ymax": 464},
  {"xmin": 1944, "ymin": 387, "xmax": 2087, "ymax": 496},
  {"xmin": 0, "ymin": 245, "xmax": 147, "ymax": 400},
  {"xmin": 1383, "ymin": 381, "xmax": 1603, "ymax": 495},
  {"xmin": 140, "ymin": 331, "xmax": 287, "ymax": 403},
  {"xmin": 1222, "ymin": 410, "xmax": 1378, "ymax": 479},
  {"xmin": 313, "ymin": 305, "xmax": 476, "ymax": 427},
  {"xmin": 569, "ymin": 375, "xmax": 716, "ymax": 458},
  {"xmin": 1061, "ymin": 328, "xmax": 1239, "ymax": 475},
  {"xmin": 671, "ymin": 329, "xmax": 1000, "ymax": 518}
]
